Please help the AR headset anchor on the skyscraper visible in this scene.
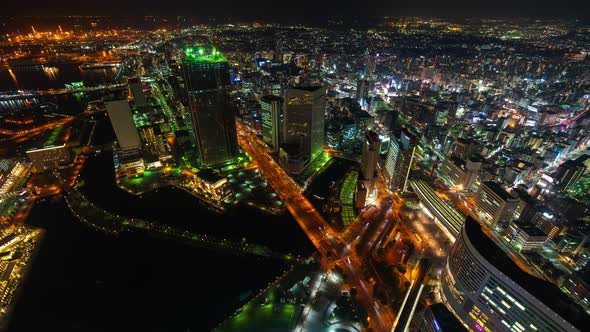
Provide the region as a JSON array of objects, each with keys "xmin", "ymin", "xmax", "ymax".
[
  {"xmin": 284, "ymin": 86, "xmax": 326, "ymax": 163},
  {"xmin": 392, "ymin": 129, "xmax": 417, "ymax": 192},
  {"xmin": 260, "ymin": 95, "xmax": 283, "ymax": 152},
  {"xmin": 105, "ymin": 100, "xmax": 142, "ymax": 152},
  {"xmin": 384, "ymin": 137, "xmax": 400, "ymax": 188},
  {"xmin": 182, "ymin": 44, "xmax": 238, "ymax": 167},
  {"xmin": 360, "ymin": 130, "xmax": 380, "ymax": 193}
]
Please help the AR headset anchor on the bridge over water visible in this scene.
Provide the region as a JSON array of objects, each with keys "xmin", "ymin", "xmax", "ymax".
[{"xmin": 0, "ymin": 83, "xmax": 128, "ymax": 101}]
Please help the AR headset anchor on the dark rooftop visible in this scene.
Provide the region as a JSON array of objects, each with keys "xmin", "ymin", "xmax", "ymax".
[
  {"xmin": 260, "ymin": 95, "xmax": 283, "ymax": 102},
  {"xmin": 291, "ymin": 85, "xmax": 324, "ymax": 92},
  {"xmin": 482, "ymin": 181, "xmax": 515, "ymax": 201},
  {"xmin": 196, "ymin": 169, "xmax": 225, "ymax": 183},
  {"xmin": 465, "ymin": 217, "xmax": 590, "ymax": 330},
  {"xmin": 513, "ymin": 220, "xmax": 547, "ymax": 237}
]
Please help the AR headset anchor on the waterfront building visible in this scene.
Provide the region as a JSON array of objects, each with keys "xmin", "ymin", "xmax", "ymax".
[
  {"xmin": 182, "ymin": 44, "xmax": 238, "ymax": 167},
  {"xmin": 105, "ymin": 100, "xmax": 142, "ymax": 152},
  {"xmin": 26, "ymin": 145, "xmax": 72, "ymax": 173},
  {"xmin": 193, "ymin": 169, "xmax": 232, "ymax": 201}
]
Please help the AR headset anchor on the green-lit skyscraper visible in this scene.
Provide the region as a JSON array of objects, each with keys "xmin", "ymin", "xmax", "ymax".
[{"xmin": 182, "ymin": 45, "xmax": 238, "ymax": 167}]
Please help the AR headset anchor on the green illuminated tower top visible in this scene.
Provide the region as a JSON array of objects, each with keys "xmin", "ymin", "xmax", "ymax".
[{"xmin": 184, "ymin": 46, "xmax": 228, "ymax": 63}]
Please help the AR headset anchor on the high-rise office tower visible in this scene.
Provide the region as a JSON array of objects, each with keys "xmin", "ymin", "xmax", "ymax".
[
  {"xmin": 105, "ymin": 100, "xmax": 142, "ymax": 152},
  {"xmin": 392, "ymin": 129, "xmax": 417, "ymax": 192},
  {"xmin": 360, "ymin": 130, "xmax": 380, "ymax": 193},
  {"xmin": 284, "ymin": 86, "xmax": 326, "ymax": 163},
  {"xmin": 182, "ymin": 45, "xmax": 238, "ymax": 167},
  {"xmin": 260, "ymin": 95, "xmax": 284, "ymax": 152},
  {"xmin": 384, "ymin": 137, "xmax": 400, "ymax": 188}
]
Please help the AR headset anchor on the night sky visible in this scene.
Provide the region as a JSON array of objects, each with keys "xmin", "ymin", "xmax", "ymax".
[{"xmin": 5, "ymin": 0, "xmax": 590, "ymax": 20}]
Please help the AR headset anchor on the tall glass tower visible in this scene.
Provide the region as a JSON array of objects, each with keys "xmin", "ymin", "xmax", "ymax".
[
  {"xmin": 284, "ymin": 86, "xmax": 326, "ymax": 163},
  {"xmin": 182, "ymin": 45, "xmax": 238, "ymax": 167}
]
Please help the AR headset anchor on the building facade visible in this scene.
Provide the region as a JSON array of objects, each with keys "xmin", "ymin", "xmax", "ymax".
[
  {"xmin": 391, "ymin": 129, "xmax": 417, "ymax": 192},
  {"xmin": 441, "ymin": 218, "xmax": 588, "ymax": 332},
  {"xmin": 26, "ymin": 145, "xmax": 72, "ymax": 173},
  {"xmin": 284, "ymin": 86, "xmax": 326, "ymax": 164},
  {"xmin": 475, "ymin": 181, "xmax": 519, "ymax": 227},
  {"xmin": 105, "ymin": 100, "xmax": 142, "ymax": 152},
  {"xmin": 182, "ymin": 45, "xmax": 238, "ymax": 167},
  {"xmin": 360, "ymin": 130, "xmax": 380, "ymax": 193},
  {"xmin": 260, "ymin": 95, "xmax": 283, "ymax": 152}
]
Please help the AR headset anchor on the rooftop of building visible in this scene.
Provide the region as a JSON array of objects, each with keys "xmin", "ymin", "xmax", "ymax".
[
  {"xmin": 482, "ymin": 181, "xmax": 515, "ymax": 201},
  {"xmin": 260, "ymin": 95, "xmax": 283, "ymax": 102},
  {"xmin": 512, "ymin": 220, "xmax": 547, "ymax": 237},
  {"xmin": 183, "ymin": 46, "xmax": 228, "ymax": 63},
  {"xmin": 511, "ymin": 187, "xmax": 537, "ymax": 204},
  {"xmin": 561, "ymin": 158, "xmax": 587, "ymax": 168},
  {"xmin": 468, "ymin": 154, "xmax": 484, "ymax": 163},
  {"xmin": 195, "ymin": 169, "xmax": 226, "ymax": 183},
  {"xmin": 456, "ymin": 137, "xmax": 474, "ymax": 144},
  {"xmin": 366, "ymin": 130, "xmax": 380, "ymax": 144},
  {"xmin": 449, "ymin": 156, "xmax": 466, "ymax": 167},
  {"xmin": 575, "ymin": 154, "xmax": 590, "ymax": 163},
  {"xmin": 280, "ymin": 143, "xmax": 304, "ymax": 157},
  {"xmin": 290, "ymin": 85, "xmax": 324, "ymax": 92},
  {"xmin": 464, "ymin": 217, "xmax": 590, "ymax": 330}
]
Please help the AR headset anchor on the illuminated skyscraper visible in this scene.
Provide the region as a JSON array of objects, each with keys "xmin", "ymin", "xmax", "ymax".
[
  {"xmin": 182, "ymin": 45, "xmax": 238, "ymax": 167},
  {"xmin": 384, "ymin": 137, "xmax": 400, "ymax": 188},
  {"xmin": 260, "ymin": 95, "xmax": 283, "ymax": 152},
  {"xmin": 284, "ymin": 86, "xmax": 326, "ymax": 163},
  {"xmin": 392, "ymin": 129, "xmax": 417, "ymax": 192},
  {"xmin": 360, "ymin": 130, "xmax": 380, "ymax": 193}
]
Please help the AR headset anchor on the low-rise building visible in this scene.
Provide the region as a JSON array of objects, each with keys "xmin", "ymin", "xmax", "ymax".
[
  {"xmin": 193, "ymin": 169, "xmax": 232, "ymax": 201},
  {"xmin": 26, "ymin": 144, "xmax": 72, "ymax": 173}
]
